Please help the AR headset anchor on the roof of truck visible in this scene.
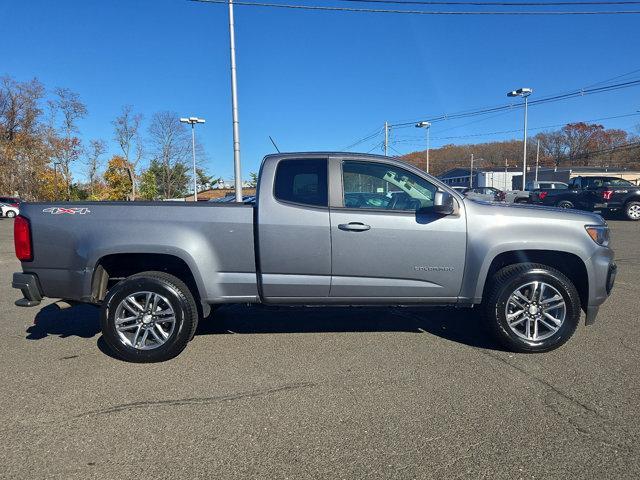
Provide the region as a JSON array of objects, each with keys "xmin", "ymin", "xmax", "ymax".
[{"xmin": 263, "ymin": 152, "xmax": 390, "ymax": 160}]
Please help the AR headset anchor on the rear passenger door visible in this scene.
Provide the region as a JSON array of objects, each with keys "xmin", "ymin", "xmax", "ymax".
[{"xmin": 257, "ymin": 157, "xmax": 332, "ymax": 300}]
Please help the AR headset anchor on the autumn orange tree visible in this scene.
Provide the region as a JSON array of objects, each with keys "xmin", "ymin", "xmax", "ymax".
[{"xmin": 103, "ymin": 155, "xmax": 133, "ymax": 200}]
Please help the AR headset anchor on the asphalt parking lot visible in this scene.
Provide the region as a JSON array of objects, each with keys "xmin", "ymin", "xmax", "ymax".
[{"xmin": 0, "ymin": 218, "xmax": 638, "ymax": 479}]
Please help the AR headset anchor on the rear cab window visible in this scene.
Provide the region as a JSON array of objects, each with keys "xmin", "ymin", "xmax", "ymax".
[{"xmin": 274, "ymin": 158, "xmax": 328, "ymax": 207}]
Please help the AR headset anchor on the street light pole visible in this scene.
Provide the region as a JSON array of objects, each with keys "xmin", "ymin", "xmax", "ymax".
[
  {"xmin": 535, "ymin": 139, "xmax": 540, "ymax": 182},
  {"xmin": 180, "ymin": 117, "xmax": 206, "ymax": 201},
  {"xmin": 415, "ymin": 121, "xmax": 431, "ymax": 173},
  {"xmin": 228, "ymin": 0, "xmax": 243, "ymax": 202},
  {"xmin": 507, "ymin": 87, "xmax": 533, "ymax": 190}
]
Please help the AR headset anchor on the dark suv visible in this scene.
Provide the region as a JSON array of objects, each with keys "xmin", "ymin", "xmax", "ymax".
[{"xmin": 530, "ymin": 176, "xmax": 640, "ymax": 220}]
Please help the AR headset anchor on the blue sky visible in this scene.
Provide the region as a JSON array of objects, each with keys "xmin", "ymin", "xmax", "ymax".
[{"xmin": 3, "ymin": 0, "xmax": 640, "ymax": 179}]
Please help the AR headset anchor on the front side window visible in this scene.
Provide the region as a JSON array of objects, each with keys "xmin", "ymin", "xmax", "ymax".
[
  {"xmin": 274, "ymin": 158, "xmax": 328, "ymax": 207},
  {"xmin": 342, "ymin": 161, "xmax": 437, "ymax": 212}
]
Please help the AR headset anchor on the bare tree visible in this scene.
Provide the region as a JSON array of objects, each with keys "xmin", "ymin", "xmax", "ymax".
[
  {"xmin": 0, "ymin": 76, "xmax": 48, "ymax": 198},
  {"xmin": 148, "ymin": 111, "xmax": 191, "ymax": 198},
  {"xmin": 113, "ymin": 105, "xmax": 144, "ymax": 199},
  {"xmin": 85, "ymin": 139, "xmax": 106, "ymax": 197},
  {"xmin": 48, "ymin": 87, "xmax": 87, "ymax": 199},
  {"xmin": 535, "ymin": 131, "xmax": 567, "ymax": 166}
]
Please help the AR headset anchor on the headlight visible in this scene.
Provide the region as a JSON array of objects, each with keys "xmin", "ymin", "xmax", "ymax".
[{"xmin": 585, "ymin": 225, "xmax": 610, "ymax": 247}]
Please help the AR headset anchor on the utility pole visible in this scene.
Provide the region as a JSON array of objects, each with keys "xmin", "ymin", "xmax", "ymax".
[
  {"xmin": 384, "ymin": 121, "xmax": 389, "ymax": 157},
  {"xmin": 535, "ymin": 139, "xmax": 540, "ymax": 182},
  {"xmin": 505, "ymin": 159, "xmax": 508, "ymax": 191},
  {"xmin": 228, "ymin": 0, "xmax": 243, "ymax": 201},
  {"xmin": 470, "ymin": 153, "xmax": 474, "ymax": 188}
]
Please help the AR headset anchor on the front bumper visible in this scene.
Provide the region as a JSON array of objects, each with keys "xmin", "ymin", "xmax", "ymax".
[
  {"xmin": 584, "ymin": 252, "xmax": 617, "ymax": 325},
  {"xmin": 12, "ymin": 272, "xmax": 43, "ymax": 307}
]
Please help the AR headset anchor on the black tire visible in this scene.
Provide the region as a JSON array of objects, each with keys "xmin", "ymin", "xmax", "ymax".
[
  {"xmin": 483, "ymin": 263, "xmax": 581, "ymax": 353},
  {"xmin": 515, "ymin": 198, "xmax": 529, "ymax": 204},
  {"xmin": 100, "ymin": 271, "xmax": 199, "ymax": 362},
  {"xmin": 6, "ymin": 210, "xmax": 16, "ymax": 218},
  {"xmin": 624, "ymin": 201, "xmax": 640, "ymax": 221},
  {"xmin": 556, "ymin": 200, "xmax": 574, "ymax": 209}
]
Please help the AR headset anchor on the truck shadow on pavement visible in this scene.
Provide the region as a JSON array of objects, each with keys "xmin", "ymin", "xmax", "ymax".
[
  {"xmin": 24, "ymin": 303, "xmax": 504, "ymax": 352},
  {"xmin": 197, "ymin": 305, "xmax": 504, "ymax": 351},
  {"xmin": 26, "ymin": 303, "xmax": 100, "ymax": 340}
]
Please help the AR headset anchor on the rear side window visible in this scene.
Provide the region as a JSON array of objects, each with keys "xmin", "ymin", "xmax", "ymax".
[{"xmin": 274, "ymin": 159, "xmax": 328, "ymax": 207}]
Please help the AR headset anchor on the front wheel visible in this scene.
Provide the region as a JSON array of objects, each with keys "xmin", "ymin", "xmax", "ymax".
[
  {"xmin": 624, "ymin": 201, "xmax": 640, "ymax": 221},
  {"xmin": 100, "ymin": 271, "xmax": 199, "ymax": 362},
  {"xmin": 484, "ymin": 263, "xmax": 581, "ymax": 353}
]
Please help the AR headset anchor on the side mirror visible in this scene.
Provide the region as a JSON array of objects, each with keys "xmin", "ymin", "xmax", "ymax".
[{"xmin": 433, "ymin": 190, "xmax": 455, "ymax": 215}]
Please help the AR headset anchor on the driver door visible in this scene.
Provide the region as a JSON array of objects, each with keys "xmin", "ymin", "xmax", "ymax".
[{"xmin": 329, "ymin": 159, "xmax": 466, "ymax": 301}]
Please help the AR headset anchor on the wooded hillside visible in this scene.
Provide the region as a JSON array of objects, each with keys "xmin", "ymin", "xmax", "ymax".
[{"xmin": 402, "ymin": 123, "xmax": 640, "ymax": 175}]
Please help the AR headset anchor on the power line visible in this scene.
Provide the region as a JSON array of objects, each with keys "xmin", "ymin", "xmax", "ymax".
[
  {"xmin": 344, "ymin": 76, "xmax": 640, "ymax": 151},
  {"xmin": 342, "ymin": 126, "xmax": 383, "ymax": 150},
  {"xmin": 388, "ymin": 144, "xmax": 405, "ymax": 156},
  {"xmin": 190, "ymin": 0, "xmax": 640, "ymax": 14},
  {"xmin": 340, "ymin": 0, "xmax": 640, "ymax": 5},
  {"xmin": 392, "ymin": 111, "xmax": 640, "ymax": 143},
  {"xmin": 385, "ymin": 66, "xmax": 640, "ymax": 127},
  {"xmin": 366, "ymin": 141, "xmax": 384, "ymax": 153},
  {"xmin": 388, "ymin": 78, "xmax": 640, "ymax": 128}
]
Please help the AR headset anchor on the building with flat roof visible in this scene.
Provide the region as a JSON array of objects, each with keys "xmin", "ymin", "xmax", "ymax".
[
  {"xmin": 439, "ymin": 165, "xmax": 640, "ymax": 190},
  {"xmin": 438, "ymin": 167, "xmax": 523, "ymax": 190}
]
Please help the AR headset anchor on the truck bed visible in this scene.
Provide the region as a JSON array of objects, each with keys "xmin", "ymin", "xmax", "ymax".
[{"xmin": 18, "ymin": 201, "xmax": 259, "ymax": 304}]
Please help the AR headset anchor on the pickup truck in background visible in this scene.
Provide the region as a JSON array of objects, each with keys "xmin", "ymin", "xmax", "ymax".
[
  {"xmin": 530, "ymin": 176, "xmax": 640, "ymax": 220},
  {"xmin": 505, "ymin": 181, "xmax": 568, "ymax": 204},
  {"xmin": 13, "ymin": 153, "xmax": 617, "ymax": 362},
  {"xmin": 461, "ymin": 187, "xmax": 506, "ymax": 202}
]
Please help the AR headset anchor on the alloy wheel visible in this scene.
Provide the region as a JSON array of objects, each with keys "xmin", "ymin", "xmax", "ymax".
[
  {"xmin": 505, "ymin": 281, "xmax": 566, "ymax": 342},
  {"xmin": 627, "ymin": 204, "xmax": 640, "ymax": 220},
  {"xmin": 114, "ymin": 291, "xmax": 176, "ymax": 350}
]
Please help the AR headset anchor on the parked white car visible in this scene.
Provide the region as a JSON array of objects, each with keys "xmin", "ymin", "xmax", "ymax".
[{"xmin": 0, "ymin": 203, "xmax": 19, "ymax": 218}]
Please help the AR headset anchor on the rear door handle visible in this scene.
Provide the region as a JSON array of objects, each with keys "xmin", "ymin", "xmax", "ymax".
[{"xmin": 338, "ymin": 222, "xmax": 371, "ymax": 232}]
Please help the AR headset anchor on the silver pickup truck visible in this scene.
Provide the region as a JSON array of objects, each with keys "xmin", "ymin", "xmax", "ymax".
[{"xmin": 13, "ymin": 153, "xmax": 617, "ymax": 362}]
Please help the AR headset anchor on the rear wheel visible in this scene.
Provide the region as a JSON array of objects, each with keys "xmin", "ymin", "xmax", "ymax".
[
  {"xmin": 484, "ymin": 263, "xmax": 581, "ymax": 353},
  {"xmin": 6, "ymin": 210, "xmax": 16, "ymax": 218},
  {"xmin": 624, "ymin": 201, "xmax": 640, "ymax": 221},
  {"xmin": 100, "ymin": 271, "xmax": 199, "ymax": 362},
  {"xmin": 556, "ymin": 200, "xmax": 574, "ymax": 209}
]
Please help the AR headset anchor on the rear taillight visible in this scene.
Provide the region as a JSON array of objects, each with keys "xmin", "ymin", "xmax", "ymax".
[
  {"xmin": 10, "ymin": 203, "xmax": 19, "ymax": 208},
  {"xmin": 14, "ymin": 216, "xmax": 32, "ymax": 261},
  {"xmin": 539, "ymin": 191, "xmax": 548, "ymax": 200},
  {"xmin": 602, "ymin": 190, "xmax": 614, "ymax": 201}
]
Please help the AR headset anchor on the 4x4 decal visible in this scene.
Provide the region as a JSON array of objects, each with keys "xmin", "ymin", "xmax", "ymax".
[{"xmin": 42, "ymin": 207, "xmax": 91, "ymax": 215}]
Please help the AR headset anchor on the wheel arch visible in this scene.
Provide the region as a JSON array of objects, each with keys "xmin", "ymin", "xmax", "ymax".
[
  {"xmin": 476, "ymin": 250, "xmax": 588, "ymax": 311},
  {"xmin": 90, "ymin": 252, "xmax": 210, "ymax": 317}
]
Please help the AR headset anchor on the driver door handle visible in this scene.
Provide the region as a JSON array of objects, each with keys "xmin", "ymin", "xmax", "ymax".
[{"xmin": 338, "ymin": 222, "xmax": 371, "ymax": 232}]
